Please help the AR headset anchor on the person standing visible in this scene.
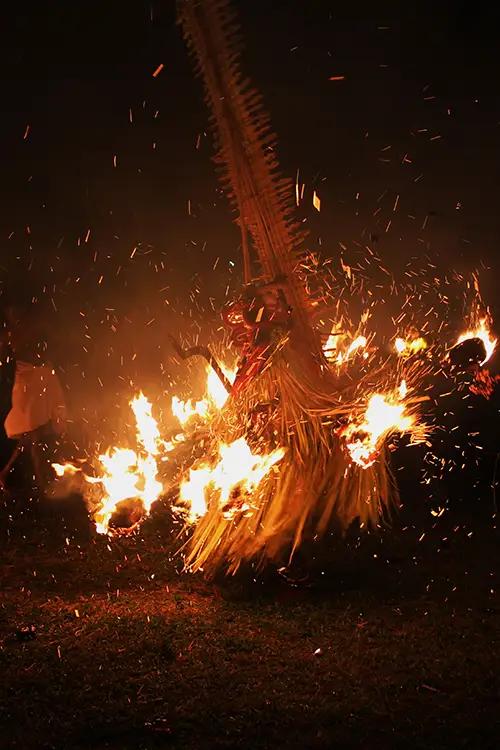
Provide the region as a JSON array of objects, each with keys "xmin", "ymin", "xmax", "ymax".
[{"xmin": 0, "ymin": 303, "xmax": 67, "ymax": 493}]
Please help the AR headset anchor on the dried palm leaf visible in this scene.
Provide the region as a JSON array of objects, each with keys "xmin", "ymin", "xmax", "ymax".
[{"xmin": 177, "ymin": 0, "xmax": 407, "ymax": 574}]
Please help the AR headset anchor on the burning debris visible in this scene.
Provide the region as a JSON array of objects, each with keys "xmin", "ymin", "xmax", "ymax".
[{"xmin": 178, "ymin": 437, "xmax": 285, "ymax": 523}]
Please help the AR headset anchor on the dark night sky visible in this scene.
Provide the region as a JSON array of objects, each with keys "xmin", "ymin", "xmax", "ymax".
[{"xmin": 0, "ymin": 0, "xmax": 499, "ymax": 422}]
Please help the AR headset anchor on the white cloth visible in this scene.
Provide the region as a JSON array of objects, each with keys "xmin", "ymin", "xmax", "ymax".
[{"xmin": 4, "ymin": 361, "xmax": 67, "ymax": 438}]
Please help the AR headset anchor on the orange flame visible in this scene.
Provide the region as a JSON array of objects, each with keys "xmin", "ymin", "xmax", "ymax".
[
  {"xmin": 341, "ymin": 381, "xmax": 415, "ymax": 468},
  {"xmin": 171, "ymin": 395, "xmax": 209, "ymax": 425},
  {"xmin": 394, "ymin": 336, "xmax": 427, "ymax": 356},
  {"xmin": 455, "ymin": 318, "xmax": 497, "ymax": 365},
  {"xmin": 53, "ymin": 393, "xmax": 163, "ymax": 534},
  {"xmin": 179, "ymin": 436, "xmax": 285, "ymax": 522},
  {"xmin": 172, "ymin": 362, "xmax": 235, "ymax": 426},
  {"xmin": 323, "ymin": 329, "xmax": 368, "ymax": 365}
]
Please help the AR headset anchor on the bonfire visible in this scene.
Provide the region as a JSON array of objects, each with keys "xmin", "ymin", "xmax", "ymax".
[{"xmin": 52, "ymin": 0, "xmax": 497, "ymax": 577}]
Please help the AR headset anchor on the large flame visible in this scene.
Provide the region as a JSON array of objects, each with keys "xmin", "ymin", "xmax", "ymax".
[
  {"xmin": 91, "ymin": 393, "xmax": 163, "ymax": 533},
  {"xmin": 172, "ymin": 362, "xmax": 235, "ymax": 426},
  {"xmin": 54, "ymin": 393, "xmax": 163, "ymax": 534},
  {"xmin": 54, "ymin": 362, "xmax": 238, "ymax": 533},
  {"xmin": 130, "ymin": 392, "xmax": 161, "ymax": 455},
  {"xmin": 341, "ymin": 381, "xmax": 414, "ymax": 469},
  {"xmin": 179, "ymin": 437, "xmax": 285, "ymax": 522},
  {"xmin": 455, "ymin": 318, "xmax": 497, "ymax": 365}
]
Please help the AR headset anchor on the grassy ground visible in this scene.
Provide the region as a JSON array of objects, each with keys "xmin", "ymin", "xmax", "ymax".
[{"xmin": 0, "ymin": 488, "xmax": 499, "ymax": 750}]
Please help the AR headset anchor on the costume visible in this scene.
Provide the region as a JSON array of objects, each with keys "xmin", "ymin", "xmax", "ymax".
[{"xmin": 224, "ymin": 281, "xmax": 292, "ymax": 396}]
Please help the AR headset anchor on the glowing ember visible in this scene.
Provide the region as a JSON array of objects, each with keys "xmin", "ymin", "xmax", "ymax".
[
  {"xmin": 172, "ymin": 362, "xmax": 235, "ymax": 426},
  {"xmin": 179, "ymin": 437, "xmax": 285, "ymax": 522},
  {"xmin": 394, "ymin": 336, "xmax": 427, "ymax": 356},
  {"xmin": 341, "ymin": 382, "xmax": 415, "ymax": 469},
  {"xmin": 455, "ymin": 318, "xmax": 497, "ymax": 365},
  {"xmin": 394, "ymin": 338, "xmax": 405, "ymax": 355}
]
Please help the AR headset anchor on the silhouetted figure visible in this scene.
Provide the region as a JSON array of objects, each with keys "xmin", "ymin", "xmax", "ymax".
[
  {"xmin": 448, "ymin": 336, "xmax": 487, "ymax": 373},
  {"xmin": 0, "ymin": 304, "xmax": 66, "ymax": 493}
]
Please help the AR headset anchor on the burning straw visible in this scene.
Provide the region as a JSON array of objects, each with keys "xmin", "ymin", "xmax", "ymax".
[{"xmin": 181, "ymin": 341, "xmax": 429, "ymax": 574}]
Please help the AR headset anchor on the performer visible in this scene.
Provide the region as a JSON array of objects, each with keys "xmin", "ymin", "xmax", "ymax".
[
  {"xmin": 0, "ymin": 304, "xmax": 67, "ymax": 492},
  {"xmin": 448, "ymin": 336, "xmax": 486, "ymax": 375},
  {"xmin": 224, "ymin": 277, "xmax": 292, "ymax": 396}
]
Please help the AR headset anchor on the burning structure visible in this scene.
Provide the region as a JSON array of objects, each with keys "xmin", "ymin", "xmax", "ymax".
[{"xmin": 51, "ymin": 0, "xmax": 497, "ymax": 576}]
